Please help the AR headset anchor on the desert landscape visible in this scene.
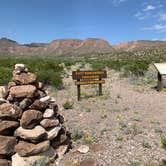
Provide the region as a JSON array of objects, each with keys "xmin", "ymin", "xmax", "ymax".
[{"xmin": 1, "ymin": 37, "xmax": 166, "ymax": 165}]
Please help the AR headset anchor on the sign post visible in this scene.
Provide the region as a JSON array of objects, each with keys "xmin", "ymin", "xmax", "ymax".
[{"xmin": 72, "ymin": 70, "xmax": 107, "ymax": 100}]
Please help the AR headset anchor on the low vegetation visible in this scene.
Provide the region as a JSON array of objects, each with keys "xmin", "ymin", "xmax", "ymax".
[
  {"xmin": 0, "ymin": 57, "xmax": 63, "ymax": 88},
  {"xmin": 1, "ymin": 48, "xmax": 166, "ymax": 88}
]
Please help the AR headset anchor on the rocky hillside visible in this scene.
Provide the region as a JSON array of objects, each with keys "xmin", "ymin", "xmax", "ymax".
[
  {"xmin": 113, "ymin": 40, "xmax": 166, "ymax": 51},
  {"xmin": 0, "ymin": 38, "xmax": 115, "ymax": 56}
]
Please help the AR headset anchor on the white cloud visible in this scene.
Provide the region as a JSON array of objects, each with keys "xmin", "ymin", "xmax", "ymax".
[
  {"xmin": 111, "ymin": 0, "xmax": 128, "ymax": 6},
  {"xmin": 134, "ymin": 12, "xmax": 149, "ymax": 20},
  {"xmin": 143, "ymin": 24, "xmax": 166, "ymax": 32},
  {"xmin": 143, "ymin": 5, "xmax": 156, "ymax": 11}
]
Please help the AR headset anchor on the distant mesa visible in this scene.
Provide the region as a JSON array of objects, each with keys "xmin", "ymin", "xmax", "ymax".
[
  {"xmin": 0, "ymin": 38, "xmax": 18, "ymax": 47},
  {"xmin": 113, "ymin": 40, "xmax": 166, "ymax": 51},
  {"xmin": 0, "ymin": 37, "xmax": 166, "ymax": 56}
]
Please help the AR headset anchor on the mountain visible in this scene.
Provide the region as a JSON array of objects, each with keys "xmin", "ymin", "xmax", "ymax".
[
  {"xmin": 113, "ymin": 40, "xmax": 166, "ymax": 51},
  {"xmin": 0, "ymin": 37, "xmax": 115, "ymax": 56}
]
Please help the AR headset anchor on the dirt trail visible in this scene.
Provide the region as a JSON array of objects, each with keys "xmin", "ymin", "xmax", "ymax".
[{"xmin": 49, "ymin": 71, "xmax": 166, "ymax": 166}]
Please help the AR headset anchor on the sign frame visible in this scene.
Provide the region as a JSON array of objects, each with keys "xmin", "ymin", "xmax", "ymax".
[
  {"xmin": 154, "ymin": 63, "xmax": 166, "ymax": 91},
  {"xmin": 72, "ymin": 70, "xmax": 107, "ymax": 100}
]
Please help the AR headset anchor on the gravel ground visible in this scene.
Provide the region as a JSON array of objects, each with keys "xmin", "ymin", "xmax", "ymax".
[{"xmin": 49, "ymin": 70, "xmax": 166, "ymax": 166}]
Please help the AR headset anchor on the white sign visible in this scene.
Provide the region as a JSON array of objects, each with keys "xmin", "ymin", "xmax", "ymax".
[{"xmin": 154, "ymin": 63, "xmax": 166, "ymax": 75}]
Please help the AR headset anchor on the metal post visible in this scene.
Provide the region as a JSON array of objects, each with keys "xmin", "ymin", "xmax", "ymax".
[{"xmin": 157, "ymin": 72, "xmax": 163, "ymax": 91}]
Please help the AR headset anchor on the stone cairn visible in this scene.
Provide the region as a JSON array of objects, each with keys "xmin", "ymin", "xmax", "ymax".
[{"xmin": 0, "ymin": 64, "xmax": 71, "ymax": 166}]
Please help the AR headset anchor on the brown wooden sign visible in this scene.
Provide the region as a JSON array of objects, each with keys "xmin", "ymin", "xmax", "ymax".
[
  {"xmin": 75, "ymin": 80, "xmax": 105, "ymax": 85},
  {"xmin": 72, "ymin": 70, "xmax": 107, "ymax": 80},
  {"xmin": 72, "ymin": 70, "xmax": 107, "ymax": 100}
]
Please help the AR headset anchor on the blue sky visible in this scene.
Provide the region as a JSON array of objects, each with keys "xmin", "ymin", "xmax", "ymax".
[{"xmin": 0, "ymin": 0, "xmax": 166, "ymax": 45}]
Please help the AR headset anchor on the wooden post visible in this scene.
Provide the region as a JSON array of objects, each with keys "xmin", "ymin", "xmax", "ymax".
[
  {"xmin": 77, "ymin": 83, "xmax": 81, "ymax": 101},
  {"xmin": 157, "ymin": 72, "xmax": 163, "ymax": 91},
  {"xmin": 99, "ymin": 78, "xmax": 102, "ymax": 96}
]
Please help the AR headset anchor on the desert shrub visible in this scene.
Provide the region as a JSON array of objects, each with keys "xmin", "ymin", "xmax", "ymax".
[
  {"xmin": 0, "ymin": 57, "xmax": 64, "ymax": 88},
  {"xmin": 63, "ymin": 101, "xmax": 73, "ymax": 110},
  {"xmin": 90, "ymin": 59, "xmax": 149, "ymax": 76},
  {"xmin": 72, "ymin": 129, "xmax": 84, "ymax": 141}
]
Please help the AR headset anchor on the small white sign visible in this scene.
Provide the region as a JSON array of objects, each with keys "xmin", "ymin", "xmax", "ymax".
[{"xmin": 154, "ymin": 63, "xmax": 166, "ymax": 75}]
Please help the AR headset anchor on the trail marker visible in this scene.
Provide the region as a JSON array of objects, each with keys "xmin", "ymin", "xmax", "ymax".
[{"xmin": 72, "ymin": 70, "xmax": 107, "ymax": 100}]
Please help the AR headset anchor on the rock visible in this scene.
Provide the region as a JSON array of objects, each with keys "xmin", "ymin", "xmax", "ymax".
[
  {"xmin": 12, "ymin": 153, "xmax": 49, "ymax": 166},
  {"xmin": 56, "ymin": 113, "xmax": 64, "ymax": 124},
  {"xmin": 15, "ymin": 64, "xmax": 25, "ymax": 71},
  {"xmin": 19, "ymin": 98, "xmax": 33, "ymax": 110},
  {"xmin": 20, "ymin": 110, "xmax": 43, "ymax": 129},
  {"xmin": 56, "ymin": 145, "xmax": 68, "ymax": 159},
  {"xmin": 30, "ymin": 100, "xmax": 49, "ymax": 111},
  {"xmin": 0, "ymin": 98, "xmax": 7, "ymax": 105},
  {"xmin": 0, "ymin": 86, "xmax": 6, "ymax": 98},
  {"xmin": 12, "ymin": 147, "xmax": 56, "ymax": 166},
  {"xmin": 15, "ymin": 140, "xmax": 50, "ymax": 157},
  {"xmin": 55, "ymin": 145, "xmax": 68, "ymax": 165},
  {"xmin": 49, "ymin": 103, "xmax": 58, "ymax": 113},
  {"xmin": 47, "ymin": 126, "xmax": 61, "ymax": 140},
  {"xmin": 0, "ymin": 120, "xmax": 19, "ymax": 135},
  {"xmin": 77, "ymin": 145, "xmax": 89, "ymax": 154},
  {"xmin": 7, "ymin": 82, "xmax": 16, "ymax": 90},
  {"xmin": 40, "ymin": 119, "xmax": 59, "ymax": 129},
  {"xmin": 9, "ymin": 85, "xmax": 36, "ymax": 98},
  {"xmin": 36, "ymin": 90, "xmax": 46, "ymax": 98},
  {"xmin": 0, "ymin": 103, "xmax": 22, "ymax": 120},
  {"xmin": 40, "ymin": 146, "xmax": 57, "ymax": 162},
  {"xmin": 79, "ymin": 158, "xmax": 97, "ymax": 166},
  {"xmin": 0, "ymin": 159, "xmax": 11, "ymax": 166},
  {"xmin": 12, "ymin": 73, "xmax": 37, "ymax": 85},
  {"xmin": 0, "ymin": 136, "xmax": 16, "ymax": 158},
  {"xmin": 39, "ymin": 96, "xmax": 51, "ymax": 102},
  {"xmin": 14, "ymin": 126, "xmax": 47, "ymax": 142},
  {"xmin": 43, "ymin": 109, "xmax": 54, "ymax": 118},
  {"xmin": 34, "ymin": 82, "xmax": 44, "ymax": 90},
  {"xmin": 52, "ymin": 127, "xmax": 69, "ymax": 148},
  {"xmin": 50, "ymin": 97, "xmax": 56, "ymax": 103}
]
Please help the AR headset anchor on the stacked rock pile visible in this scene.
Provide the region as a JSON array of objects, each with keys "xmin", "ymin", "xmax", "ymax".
[{"xmin": 0, "ymin": 64, "xmax": 71, "ymax": 166}]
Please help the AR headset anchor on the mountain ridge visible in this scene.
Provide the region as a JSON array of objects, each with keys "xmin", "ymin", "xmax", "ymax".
[{"xmin": 0, "ymin": 37, "xmax": 166, "ymax": 56}]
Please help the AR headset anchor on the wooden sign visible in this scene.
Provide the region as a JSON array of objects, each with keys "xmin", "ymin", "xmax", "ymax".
[
  {"xmin": 75, "ymin": 80, "xmax": 105, "ymax": 85},
  {"xmin": 72, "ymin": 70, "xmax": 107, "ymax": 100},
  {"xmin": 72, "ymin": 70, "xmax": 107, "ymax": 80}
]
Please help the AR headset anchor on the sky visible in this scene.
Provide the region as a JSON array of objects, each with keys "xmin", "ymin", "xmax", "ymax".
[{"xmin": 0, "ymin": 0, "xmax": 166, "ymax": 45}]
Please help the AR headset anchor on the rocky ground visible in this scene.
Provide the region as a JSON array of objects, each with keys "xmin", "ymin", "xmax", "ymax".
[{"xmin": 48, "ymin": 70, "xmax": 166, "ymax": 166}]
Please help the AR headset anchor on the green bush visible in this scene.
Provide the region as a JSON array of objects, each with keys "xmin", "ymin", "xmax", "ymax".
[
  {"xmin": 0, "ymin": 57, "xmax": 64, "ymax": 88},
  {"xmin": 63, "ymin": 101, "xmax": 73, "ymax": 110}
]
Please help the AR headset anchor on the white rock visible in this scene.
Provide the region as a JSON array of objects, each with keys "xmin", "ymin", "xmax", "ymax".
[
  {"xmin": 15, "ymin": 64, "xmax": 25, "ymax": 70},
  {"xmin": 12, "ymin": 153, "xmax": 49, "ymax": 166},
  {"xmin": 0, "ymin": 98, "xmax": 7, "ymax": 105},
  {"xmin": 43, "ymin": 109, "xmax": 54, "ymax": 118},
  {"xmin": 47, "ymin": 126, "xmax": 61, "ymax": 140},
  {"xmin": 39, "ymin": 96, "xmax": 51, "ymax": 102},
  {"xmin": 77, "ymin": 145, "xmax": 89, "ymax": 154},
  {"xmin": 50, "ymin": 97, "xmax": 56, "ymax": 103},
  {"xmin": 0, "ymin": 86, "xmax": 6, "ymax": 98}
]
